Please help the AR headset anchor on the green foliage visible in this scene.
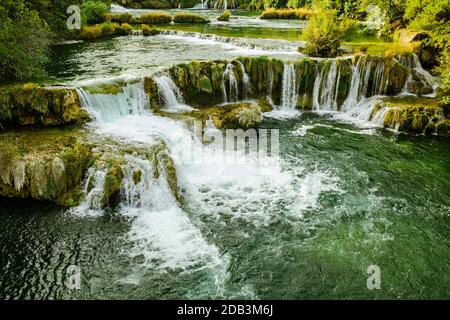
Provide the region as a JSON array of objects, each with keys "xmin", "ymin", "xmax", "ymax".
[
  {"xmin": 301, "ymin": 7, "xmax": 356, "ymax": 57},
  {"xmin": 372, "ymin": 0, "xmax": 406, "ymax": 24},
  {"xmin": 329, "ymin": 0, "xmax": 367, "ymax": 20},
  {"xmin": 218, "ymin": 10, "xmax": 232, "ymax": 21},
  {"xmin": 405, "ymin": 0, "xmax": 450, "ymax": 49},
  {"xmin": 173, "ymin": 13, "xmax": 210, "ymax": 24},
  {"xmin": 78, "ymin": 22, "xmax": 135, "ymax": 40},
  {"xmin": 0, "ymin": 0, "xmax": 51, "ymax": 80},
  {"xmin": 437, "ymin": 50, "xmax": 450, "ymax": 106},
  {"xmin": 260, "ymin": 8, "xmax": 314, "ymax": 19},
  {"xmin": 104, "ymin": 12, "xmax": 133, "ymax": 24},
  {"xmin": 81, "ymin": 0, "xmax": 110, "ymax": 26},
  {"xmin": 140, "ymin": 12, "xmax": 173, "ymax": 24}
]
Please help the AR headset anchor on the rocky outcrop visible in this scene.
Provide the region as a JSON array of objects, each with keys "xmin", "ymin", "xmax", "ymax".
[
  {"xmin": 0, "ymin": 128, "xmax": 93, "ymax": 206},
  {"xmin": 0, "ymin": 84, "xmax": 90, "ymax": 129},
  {"xmin": 370, "ymin": 97, "xmax": 449, "ymax": 136},
  {"xmin": 0, "ymin": 127, "xmax": 180, "ymax": 207}
]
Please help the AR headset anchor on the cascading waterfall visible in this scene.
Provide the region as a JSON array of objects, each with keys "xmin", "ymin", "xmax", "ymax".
[
  {"xmin": 222, "ymin": 63, "xmax": 239, "ymax": 103},
  {"xmin": 236, "ymin": 61, "xmax": 250, "ymax": 100},
  {"xmin": 312, "ymin": 60, "xmax": 340, "ymax": 111},
  {"xmin": 214, "ymin": 0, "xmax": 236, "ymax": 10},
  {"xmin": 154, "ymin": 74, "xmax": 192, "ymax": 111},
  {"xmin": 280, "ymin": 63, "xmax": 297, "ymax": 110},
  {"xmin": 193, "ymin": 0, "xmax": 208, "ymax": 8},
  {"xmin": 396, "ymin": 53, "xmax": 438, "ymax": 93},
  {"xmin": 77, "ymin": 82, "xmax": 148, "ymax": 123}
]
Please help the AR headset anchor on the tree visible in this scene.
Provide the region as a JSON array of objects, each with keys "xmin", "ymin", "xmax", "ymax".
[
  {"xmin": 0, "ymin": 0, "xmax": 51, "ymax": 80},
  {"xmin": 301, "ymin": 6, "xmax": 355, "ymax": 57}
]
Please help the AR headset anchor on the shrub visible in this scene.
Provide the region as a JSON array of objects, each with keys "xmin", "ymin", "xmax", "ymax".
[
  {"xmin": 300, "ymin": 7, "xmax": 355, "ymax": 57},
  {"xmin": 79, "ymin": 25, "xmax": 103, "ymax": 40},
  {"xmin": 101, "ymin": 21, "xmax": 116, "ymax": 36},
  {"xmin": 120, "ymin": 23, "xmax": 133, "ymax": 34},
  {"xmin": 173, "ymin": 13, "xmax": 210, "ymax": 24},
  {"xmin": 437, "ymin": 50, "xmax": 450, "ymax": 106},
  {"xmin": 140, "ymin": 12, "xmax": 173, "ymax": 24},
  {"xmin": 107, "ymin": 13, "xmax": 133, "ymax": 24},
  {"xmin": 81, "ymin": 0, "xmax": 110, "ymax": 26},
  {"xmin": 218, "ymin": 10, "xmax": 232, "ymax": 21},
  {"xmin": 260, "ymin": 8, "xmax": 313, "ymax": 19}
]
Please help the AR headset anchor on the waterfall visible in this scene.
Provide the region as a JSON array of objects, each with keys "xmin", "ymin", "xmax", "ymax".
[
  {"xmin": 236, "ymin": 61, "xmax": 250, "ymax": 100},
  {"xmin": 214, "ymin": 0, "xmax": 236, "ymax": 10},
  {"xmin": 77, "ymin": 82, "xmax": 148, "ymax": 123},
  {"xmin": 222, "ymin": 63, "xmax": 239, "ymax": 103},
  {"xmin": 193, "ymin": 0, "xmax": 208, "ymax": 8},
  {"xmin": 396, "ymin": 53, "xmax": 438, "ymax": 94},
  {"xmin": 280, "ymin": 64, "xmax": 297, "ymax": 110},
  {"xmin": 312, "ymin": 60, "xmax": 340, "ymax": 111},
  {"xmin": 131, "ymin": 30, "xmax": 143, "ymax": 36},
  {"xmin": 154, "ymin": 74, "xmax": 192, "ymax": 111}
]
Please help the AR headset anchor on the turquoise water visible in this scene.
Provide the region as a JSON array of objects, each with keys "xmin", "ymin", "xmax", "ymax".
[{"xmin": 1, "ymin": 114, "xmax": 449, "ymax": 299}]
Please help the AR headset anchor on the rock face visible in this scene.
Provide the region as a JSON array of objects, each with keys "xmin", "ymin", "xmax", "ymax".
[
  {"xmin": 370, "ymin": 97, "xmax": 449, "ymax": 135},
  {"xmin": 0, "ymin": 84, "xmax": 90, "ymax": 129},
  {"xmin": 0, "ymin": 128, "xmax": 180, "ymax": 208},
  {"xmin": 0, "ymin": 128, "xmax": 93, "ymax": 206}
]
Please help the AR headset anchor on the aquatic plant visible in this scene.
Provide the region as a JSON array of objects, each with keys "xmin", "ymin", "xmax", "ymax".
[
  {"xmin": 260, "ymin": 8, "xmax": 314, "ymax": 19},
  {"xmin": 173, "ymin": 13, "xmax": 210, "ymax": 24},
  {"xmin": 140, "ymin": 12, "xmax": 173, "ymax": 24}
]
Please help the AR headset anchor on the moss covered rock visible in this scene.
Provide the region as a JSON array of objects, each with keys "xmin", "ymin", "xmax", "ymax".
[
  {"xmin": 0, "ymin": 127, "xmax": 93, "ymax": 206},
  {"xmin": 370, "ymin": 96, "xmax": 447, "ymax": 135},
  {"xmin": 0, "ymin": 84, "xmax": 90, "ymax": 129}
]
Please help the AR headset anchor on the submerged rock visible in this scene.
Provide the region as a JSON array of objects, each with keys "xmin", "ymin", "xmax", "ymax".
[{"xmin": 0, "ymin": 84, "xmax": 91, "ymax": 129}]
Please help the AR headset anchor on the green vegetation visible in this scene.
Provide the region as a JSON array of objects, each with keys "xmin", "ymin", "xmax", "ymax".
[
  {"xmin": 0, "ymin": 0, "xmax": 51, "ymax": 80},
  {"xmin": 140, "ymin": 11, "xmax": 173, "ymax": 24},
  {"xmin": 300, "ymin": 6, "xmax": 356, "ymax": 57},
  {"xmin": 103, "ymin": 12, "xmax": 133, "ymax": 24},
  {"xmin": 218, "ymin": 10, "xmax": 232, "ymax": 22},
  {"xmin": 80, "ymin": 0, "xmax": 110, "ymax": 26},
  {"xmin": 173, "ymin": 13, "xmax": 210, "ymax": 24},
  {"xmin": 260, "ymin": 7, "xmax": 314, "ymax": 19}
]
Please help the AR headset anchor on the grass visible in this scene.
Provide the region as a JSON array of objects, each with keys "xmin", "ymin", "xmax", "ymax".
[
  {"xmin": 260, "ymin": 8, "xmax": 314, "ymax": 20},
  {"xmin": 139, "ymin": 12, "xmax": 173, "ymax": 24},
  {"xmin": 173, "ymin": 13, "xmax": 210, "ymax": 24}
]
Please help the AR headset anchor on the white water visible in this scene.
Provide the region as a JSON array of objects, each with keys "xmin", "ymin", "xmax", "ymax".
[
  {"xmin": 313, "ymin": 60, "xmax": 340, "ymax": 111},
  {"xmin": 73, "ymin": 77, "xmax": 341, "ymax": 295},
  {"xmin": 214, "ymin": 0, "xmax": 236, "ymax": 10},
  {"xmin": 158, "ymin": 30, "xmax": 302, "ymax": 55},
  {"xmin": 222, "ymin": 63, "xmax": 239, "ymax": 102},
  {"xmin": 236, "ymin": 60, "xmax": 251, "ymax": 100},
  {"xmin": 154, "ymin": 74, "xmax": 193, "ymax": 112},
  {"xmin": 281, "ymin": 64, "xmax": 297, "ymax": 109}
]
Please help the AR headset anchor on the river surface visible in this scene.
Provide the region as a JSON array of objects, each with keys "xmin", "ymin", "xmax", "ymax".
[{"xmin": 0, "ymin": 8, "xmax": 449, "ymax": 300}]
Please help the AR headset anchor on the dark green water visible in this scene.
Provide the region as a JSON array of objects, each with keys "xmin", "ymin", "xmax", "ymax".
[{"xmin": 1, "ymin": 114, "xmax": 449, "ymax": 299}]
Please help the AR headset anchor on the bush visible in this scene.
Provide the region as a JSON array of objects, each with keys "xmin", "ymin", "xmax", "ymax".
[
  {"xmin": 173, "ymin": 13, "xmax": 210, "ymax": 24},
  {"xmin": 101, "ymin": 21, "xmax": 116, "ymax": 36},
  {"xmin": 79, "ymin": 25, "xmax": 103, "ymax": 40},
  {"xmin": 0, "ymin": 0, "xmax": 51, "ymax": 80},
  {"xmin": 218, "ymin": 10, "xmax": 232, "ymax": 21},
  {"xmin": 437, "ymin": 50, "xmax": 450, "ymax": 106},
  {"xmin": 105, "ymin": 13, "xmax": 133, "ymax": 24},
  {"xmin": 140, "ymin": 12, "xmax": 173, "ymax": 24},
  {"xmin": 81, "ymin": 0, "xmax": 110, "ymax": 26},
  {"xmin": 300, "ymin": 7, "xmax": 355, "ymax": 57},
  {"xmin": 120, "ymin": 23, "xmax": 133, "ymax": 34},
  {"xmin": 260, "ymin": 8, "xmax": 313, "ymax": 19}
]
